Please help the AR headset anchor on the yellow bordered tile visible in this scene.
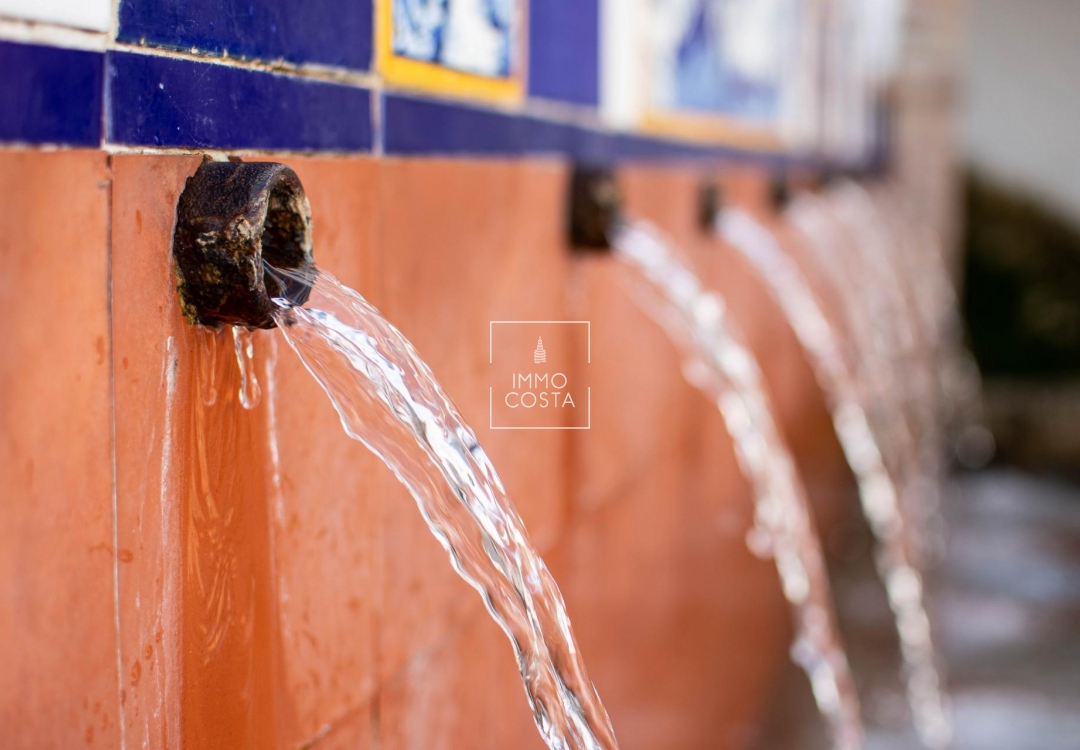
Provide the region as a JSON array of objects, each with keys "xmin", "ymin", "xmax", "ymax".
[{"xmin": 377, "ymin": 0, "xmax": 526, "ymax": 105}]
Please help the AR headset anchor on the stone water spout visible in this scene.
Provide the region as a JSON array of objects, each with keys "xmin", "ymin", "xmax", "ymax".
[{"xmin": 172, "ymin": 159, "xmax": 315, "ymax": 329}]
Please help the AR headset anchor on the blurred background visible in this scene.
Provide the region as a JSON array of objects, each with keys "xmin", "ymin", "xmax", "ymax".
[
  {"xmin": 798, "ymin": 1, "xmax": 1080, "ymax": 746},
  {"xmin": 921, "ymin": 3, "xmax": 1080, "ymax": 745},
  {"xmin": 962, "ymin": 0, "xmax": 1080, "ymax": 473}
]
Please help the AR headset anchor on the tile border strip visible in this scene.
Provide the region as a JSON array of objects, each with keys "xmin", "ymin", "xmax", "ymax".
[{"xmin": 1, "ymin": 37, "xmax": 824, "ymax": 169}]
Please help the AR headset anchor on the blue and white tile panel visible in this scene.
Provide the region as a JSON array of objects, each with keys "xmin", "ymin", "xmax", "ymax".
[{"xmin": 0, "ymin": 0, "xmax": 887, "ymax": 163}]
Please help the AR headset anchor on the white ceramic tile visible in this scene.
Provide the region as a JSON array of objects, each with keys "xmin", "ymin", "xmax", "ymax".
[
  {"xmin": 392, "ymin": 0, "xmax": 519, "ymax": 78},
  {"xmin": 0, "ymin": 0, "xmax": 112, "ymax": 33},
  {"xmin": 599, "ymin": 0, "xmax": 647, "ymax": 130}
]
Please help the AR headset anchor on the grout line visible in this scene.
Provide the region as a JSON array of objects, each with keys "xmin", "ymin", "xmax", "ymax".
[
  {"xmin": 103, "ymin": 153, "xmax": 128, "ymax": 750},
  {"xmin": 101, "ymin": 144, "xmax": 379, "ymax": 159},
  {"xmin": 108, "ymin": 0, "xmax": 121, "ymax": 49},
  {"xmin": 0, "ymin": 15, "xmax": 382, "ymax": 89},
  {"xmin": 0, "ymin": 16, "xmax": 108, "ymax": 50},
  {"xmin": 109, "ymin": 41, "xmax": 384, "ymax": 90},
  {"xmin": 371, "ymin": 89, "xmax": 385, "ymax": 157},
  {"xmin": 102, "ymin": 0, "xmax": 121, "ymax": 154},
  {"xmin": 100, "ymin": 38, "xmax": 111, "ymax": 150}
]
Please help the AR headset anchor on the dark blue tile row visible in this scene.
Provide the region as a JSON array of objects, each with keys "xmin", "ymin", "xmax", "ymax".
[
  {"xmin": 107, "ymin": 51, "xmax": 373, "ymax": 151},
  {"xmin": 0, "ymin": 41, "xmax": 103, "ymax": 146},
  {"xmin": 0, "ymin": 38, "xmax": 804, "ymax": 167},
  {"xmin": 382, "ymin": 94, "xmax": 793, "ymax": 167},
  {"xmin": 528, "ymin": 0, "xmax": 599, "ymax": 106},
  {"xmin": 118, "ymin": 0, "xmax": 372, "ymax": 71}
]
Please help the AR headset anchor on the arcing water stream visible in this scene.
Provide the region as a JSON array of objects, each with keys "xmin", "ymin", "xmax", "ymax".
[
  {"xmin": 611, "ymin": 220, "xmax": 865, "ymax": 750},
  {"xmin": 866, "ymin": 185, "xmax": 993, "ymax": 471},
  {"xmin": 788, "ymin": 195, "xmax": 928, "ymax": 537},
  {"xmin": 767, "ymin": 199, "xmax": 953, "ymax": 747},
  {"xmin": 828, "ymin": 184, "xmax": 945, "ymax": 550},
  {"xmin": 253, "ymin": 263, "xmax": 619, "ymax": 750},
  {"xmin": 208, "ymin": 193, "xmax": 954, "ymax": 750}
]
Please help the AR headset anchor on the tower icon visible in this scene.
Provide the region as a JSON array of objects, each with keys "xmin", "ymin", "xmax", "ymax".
[{"xmin": 533, "ymin": 336, "xmax": 547, "ymax": 364}]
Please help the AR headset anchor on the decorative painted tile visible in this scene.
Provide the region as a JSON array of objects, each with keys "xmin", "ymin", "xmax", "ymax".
[
  {"xmin": 0, "ymin": 0, "xmax": 112, "ymax": 32},
  {"xmin": 393, "ymin": 0, "xmax": 513, "ymax": 77},
  {"xmin": 0, "ymin": 41, "xmax": 103, "ymax": 146},
  {"xmin": 107, "ymin": 52, "xmax": 373, "ymax": 151},
  {"xmin": 117, "ymin": 0, "xmax": 373, "ymax": 71},
  {"xmin": 378, "ymin": 0, "xmax": 524, "ymax": 104},
  {"xmin": 650, "ymin": 0, "xmax": 788, "ymax": 121},
  {"xmin": 527, "ymin": 0, "xmax": 599, "ymax": 106},
  {"xmin": 601, "ymin": 0, "xmax": 804, "ymax": 150}
]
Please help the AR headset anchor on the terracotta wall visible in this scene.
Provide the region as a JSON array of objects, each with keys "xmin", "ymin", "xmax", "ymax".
[{"xmin": 0, "ymin": 150, "xmax": 855, "ymax": 749}]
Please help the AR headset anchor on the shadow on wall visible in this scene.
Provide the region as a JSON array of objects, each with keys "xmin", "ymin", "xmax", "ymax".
[{"xmin": 961, "ymin": 171, "xmax": 1080, "ymax": 474}]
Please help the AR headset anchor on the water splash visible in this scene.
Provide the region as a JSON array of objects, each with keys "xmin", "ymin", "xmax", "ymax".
[
  {"xmin": 232, "ymin": 326, "xmax": 262, "ymax": 410},
  {"xmin": 612, "ymin": 220, "xmax": 864, "ymax": 750},
  {"xmin": 264, "ymin": 263, "xmax": 618, "ymax": 750},
  {"xmin": 761, "ymin": 203, "xmax": 952, "ymax": 748}
]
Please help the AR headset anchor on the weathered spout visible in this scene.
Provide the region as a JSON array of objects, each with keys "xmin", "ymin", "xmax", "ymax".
[
  {"xmin": 172, "ymin": 159, "xmax": 315, "ymax": 329},
  {"xmin": 567, "ymin": 165, "xmax": 621, "ymax": 251}
]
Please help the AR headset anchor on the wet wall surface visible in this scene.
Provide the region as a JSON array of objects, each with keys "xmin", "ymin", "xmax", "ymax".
[
  {"xmin": 0, "ymin": 151, "xmax": 854, "ymax": 748},
  {"xmin": 9, "ymin": 148, "xmax": 1069, "ymax": 750}
]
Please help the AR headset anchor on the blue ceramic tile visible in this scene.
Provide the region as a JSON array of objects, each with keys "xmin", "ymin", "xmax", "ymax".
[
  {"xmin": 107, "ymin": 52, "xmax": 372, "ymax": 151},
  {"xmin": 384, "ymin": 94, "xmax": 568, "ymax": 156},
  {"xmin": 383, "ymin": 93, "xmax": 768, "ymax": 165},
  {"xmin": 0, "ymin": 41, "xmax": 103, "ymax": 146},
  {"xmin": 652, "ymin": 0, "xmax": 781, "ymax": 121},
  {"xmin": 393, "ymin": 0, "xmax": 516, "ymax": 78},
  {"xmin": 528, "ymin": 0, "xmax": 598, "ymax": 106},
  {"xmin": 118, "ymin": 0, "xmax": 373, "ymax": 71}
]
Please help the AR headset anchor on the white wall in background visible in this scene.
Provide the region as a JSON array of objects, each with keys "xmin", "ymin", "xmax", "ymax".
[
  {"xmin": 964, "ymin": 0, "xmax": 1080, "ymax": 221},
  {"xmin": 0, "ymin": 0, "xmax": 112, "ymax": 33}
]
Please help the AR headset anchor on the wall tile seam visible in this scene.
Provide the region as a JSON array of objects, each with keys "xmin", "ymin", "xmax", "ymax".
[
  {"xmin": 292, "ymin": 693, "xmax": 379, "ymax": 750},
  {"xmin": 107, "ymin": 0, "xmax": 121, "ymax": 50},
  {"xmin": 0, "ymin": 19, "xmax": 382, "ymax": 89},
  {"xmin": 0, "ymin": 141, "xmax": 767, "ymax": 168},
  {"xmin": 0, "ymin": 16, "xmax": 108, "ymax": 50},
  {"xmin": 109, "ymin": 42, "xmax": 383, "ymax": 91},
  {"xmin": 102, "ymin": 152, "xmax": 128, "ymax": 750}
]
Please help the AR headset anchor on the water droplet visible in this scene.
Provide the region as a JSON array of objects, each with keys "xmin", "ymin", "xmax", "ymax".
[
  {"xmin": 196, "ymin": 327, "xmax": 220, "ymax": 406},
  {"xmin": 232, "ymin": 326, "xmax": 261, "ymax": 409},
  {"xmin": 745, "ymin": 526, "xmax": 774, "ymax": 559}
]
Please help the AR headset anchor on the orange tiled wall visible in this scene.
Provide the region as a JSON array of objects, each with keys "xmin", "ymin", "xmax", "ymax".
[{"xmin": 0, "ymin": 151, "xmax": 855, "ymax": 749}]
